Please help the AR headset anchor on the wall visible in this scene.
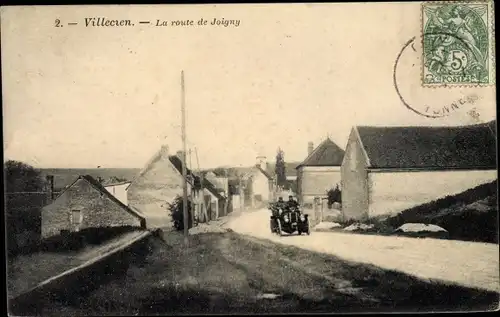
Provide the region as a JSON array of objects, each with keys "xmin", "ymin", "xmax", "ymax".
[
  {"xmin": 41, "ymin": 179, "xmax": 142, "ymax": 239},
  {"xmin": 252, "ymin": 171, "xmax": 270, "ymax": 201},
  {"xmin": 231, "ymin": 195, "xmax": 241, "ymax": 211},
  {"xmin": 104, "ymin": 183, "xmax": 130, "ymax": 206},
  {"xmin": 368, "ymin": 169, "xmax": 498, "ymax": 218},
  {"xmin": 297, "ymin": 166, "xmax": 341, "ymax": 205},
  {"xmin": 127, "ymin": 155, "xmax": 193, "ymax": 228},
  {"xmin": 203, "ymin": 188, "xmax": 220, "ymax": 220},
  {"xmin": 340, "ymin": 129, "xmax": 369, "ymax": 221}
]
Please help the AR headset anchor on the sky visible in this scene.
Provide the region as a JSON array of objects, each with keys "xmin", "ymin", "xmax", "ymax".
[{"xmin": 2, "ymin": 3, "xmax": 496, "ymax": 169}]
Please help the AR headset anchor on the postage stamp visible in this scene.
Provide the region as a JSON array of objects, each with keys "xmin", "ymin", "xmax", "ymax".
[{"xmin": 421, "ymin": 1, "xmax": 495, "ymax": 86}]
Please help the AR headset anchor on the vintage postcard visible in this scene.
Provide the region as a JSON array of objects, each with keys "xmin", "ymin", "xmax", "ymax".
[{"xmin": 2, "ymin": 2, "xmax": 497, "ymax": 315}]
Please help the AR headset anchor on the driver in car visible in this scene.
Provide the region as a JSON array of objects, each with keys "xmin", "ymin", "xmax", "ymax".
[
  {"xmin": 276, "ymin": 197, "xmax": 286, "ymax": 213},
  {"xmin": 287, "ymin": 195, "xmax": 299, "ymax": 209}
]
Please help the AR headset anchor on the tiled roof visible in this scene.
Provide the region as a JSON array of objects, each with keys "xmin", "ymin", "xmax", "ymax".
[
  {"xmin": 356, "ymin": 121, "xmax": 497, "ymax": 170},
  {"xmin": 255, "ymin": 165, "xmax": 273, "ymax": 180},
  {"xmin": 168, "ymin": 155, "xmax": 199, "ymax": 186},
  {"xmin": 297, "ymin": 138, "xmax": 345, "ymax": 168},
  {"xmin": 169, "ymin": 155, "xmax": 225, "ymax": 200},
  {"xmin": 202, "ymin": 178, "xmax": 226, "ymax": 200}
]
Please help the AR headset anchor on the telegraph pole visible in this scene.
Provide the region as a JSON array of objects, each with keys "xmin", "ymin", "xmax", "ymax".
[{"xmin": 181, "ymin": 70, "xmax": 189, "ymax": 248}]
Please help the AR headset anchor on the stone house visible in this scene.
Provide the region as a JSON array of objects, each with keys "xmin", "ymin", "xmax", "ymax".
[
  {"xmin": 296, "ymin": 138, "xmax": 346, "ymax": 206},
  {"xmin": 126, "ymin": 145, "xmax": 227, "ymax": 227},
  {"xmin": 126, "ymin": 145, "xmax": 199, "ymax": 228},
  {"xmin": 41, "ymin": 175, "xmax": 145, "ymax": 239},
  {"xmin": 341, "ymin": 121, "xmax": 497, "ymax": 221}
]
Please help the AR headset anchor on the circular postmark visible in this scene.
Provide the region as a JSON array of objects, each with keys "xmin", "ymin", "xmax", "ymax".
[{"xmin": 393, "ymin": 35, "xmax": 493, "ymax": 120}]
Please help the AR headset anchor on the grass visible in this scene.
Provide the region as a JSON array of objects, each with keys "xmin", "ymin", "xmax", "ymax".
[
  {"xmin": 7, "ymin": 229, "xmax": 146, "ymax": 299},
  {"xmin": 16, "ymin": 231, "xmax": 499, "ymax": 315}
]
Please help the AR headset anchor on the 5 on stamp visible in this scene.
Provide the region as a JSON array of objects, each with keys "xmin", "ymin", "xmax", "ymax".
[{"xmin": 422, "ymin": 1, "xmax": 494, "ymax": 86}]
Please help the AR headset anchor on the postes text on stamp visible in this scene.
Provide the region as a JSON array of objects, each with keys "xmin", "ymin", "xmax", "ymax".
[{"xmin": 422, "ymin": 1, "xmax": 494, "ymax": 86}]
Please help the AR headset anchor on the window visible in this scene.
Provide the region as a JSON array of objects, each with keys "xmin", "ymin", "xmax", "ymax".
[{"xmin": 71, "ymin": 210, "xmax": 82, "ymax": 225}]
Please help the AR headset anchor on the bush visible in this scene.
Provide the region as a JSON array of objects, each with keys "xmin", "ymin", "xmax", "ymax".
[
  {"xmin": 326, "ymin": 185, "xmax": 342, "ymax": 207},
  {"xmin": 168, "ymin": 196, "xmax": 193, "ymax": 231}
]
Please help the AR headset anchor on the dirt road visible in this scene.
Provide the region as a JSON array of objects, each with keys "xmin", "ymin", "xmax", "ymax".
[
  {"xmin": 24, "ymin": 230, "xmax": 498, "ymax": 315},
  {"xmin": 227, "ymin": 209, "xmax": 500, "ymax": 293}
]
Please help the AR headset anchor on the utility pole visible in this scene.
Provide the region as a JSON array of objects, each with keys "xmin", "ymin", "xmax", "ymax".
[
  {"xmin": 189, "ymin": 149, "xmax": 193, "ymax": 171},
  {"xmin": 181, "ymin": 70, "xmax": 189, "ymax": 248}
]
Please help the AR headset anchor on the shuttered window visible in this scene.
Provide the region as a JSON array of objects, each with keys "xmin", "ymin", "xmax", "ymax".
[{"xmin": 71, "ymin": 210, "xmax": 82, "ymax": 225}]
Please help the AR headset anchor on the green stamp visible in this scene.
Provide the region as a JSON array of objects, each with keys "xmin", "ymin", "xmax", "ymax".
[{"xmin": 422, "ymin": 1, "xmax": 494, "ymax": 86}]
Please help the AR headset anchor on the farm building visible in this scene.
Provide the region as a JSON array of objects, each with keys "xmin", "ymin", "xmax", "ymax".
[
  {"xmin": 41, "ymin": 175, "xmax": 145, "ymax": 239},
  {"xmin": 296, "ymin": 139, "xmax": 346, "ymax": 206},
  {"xmin": 103, "ymin": 181, "xmax": 131, "ymax": 206},
  {"xmin": 341, "ymin": 121, "xmax": 497, "ymax": 221}
]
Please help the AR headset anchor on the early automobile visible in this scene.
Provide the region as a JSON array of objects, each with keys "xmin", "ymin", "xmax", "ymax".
[{"xmin": 269, "ymin": 203, "xmax": 310, "ymax": 236}]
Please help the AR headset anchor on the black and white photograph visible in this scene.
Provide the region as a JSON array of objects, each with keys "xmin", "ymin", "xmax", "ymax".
[{"xmin": 2, "ymin": 2, "xmax": 498, "ymax": 315}]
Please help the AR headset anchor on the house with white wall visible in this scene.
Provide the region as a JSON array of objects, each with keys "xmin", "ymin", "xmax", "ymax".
[
  {"xmin": 341, "ymin": 121, "xmax": 497, "ymax": 221},
  {"xmin": 243, "ymin": 156, "xmax": 275, "ymax": 207},
  {"xmin": 103, "ymin": 181, "xmax": 131, "ymax": 206},
  {"xmin": 296, "ymin": 139, "xmax": 346, "ymax": 206}
]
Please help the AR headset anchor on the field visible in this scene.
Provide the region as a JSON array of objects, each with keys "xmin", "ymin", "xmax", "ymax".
[{"xmin": 40, "ymin": 168, "xmax": 140, "ymax": 191}]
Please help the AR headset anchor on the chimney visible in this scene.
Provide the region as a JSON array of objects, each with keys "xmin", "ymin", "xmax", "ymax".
[
  {"xmin": 308, "ymin": 142, "xmax": 314, "ymax": 156},
  {"xmin": 177, "ymin": 150, "xmax": 186, "ymax": 162},
  {"xmin": 160, "ymin": 144, "xmax": 169, "ymax": 156},
  {"xmin": 256, "ymin": 156, "xmax": 266, "ymax": 170},
  {"xmin": 46, "ymin": 175, "xmax": 54, "ymax": 200}
]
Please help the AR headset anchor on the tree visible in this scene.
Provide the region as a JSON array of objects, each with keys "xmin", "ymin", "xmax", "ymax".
[
  {"xmin": 326, "ymin": 185, "xmax": 342, "ymax": 207},
  {"xmin": 4, "ymin": 160, "xmax": 44, "ymax": 194},
  {"xmin": 4, "ymin": 160, "xmax": 45, "ymax": 255},
  {"xmin": 168, "ymin": 195, "xmax": 193, "ymax": 231},
  {"xmin": 275, "ymin": 147, "xmax": 287, "ymax": 189}
]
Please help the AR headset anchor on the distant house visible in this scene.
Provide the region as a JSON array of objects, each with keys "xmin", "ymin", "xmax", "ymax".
[
  {"xmin": 126, "ymin": 145, "xmax": 199, "ymax": 228},
  {"xmin": 41, "ymin": 175, "xmax": 145, "ymax": 239},
  {"xmin": 243, "ymin": 156, "xmax": 275, "ymax": 206},
  {"xmin": 341, "ymin": 122, "xmax": 497, "ymax": 221},
  {"xmin": 103, "ymin": 181, "xmax": 131, "ymax": 206},
  {"xmin": 296, "ymin": 139, "xmax": 346, "ymax": 205},
  {"xmin": 200, "ymin": 177, "xmax": 228, "ymax": 220},
  {"xmin": 205, "ymin": 171, "xmax": 229, "ymax": 196}
]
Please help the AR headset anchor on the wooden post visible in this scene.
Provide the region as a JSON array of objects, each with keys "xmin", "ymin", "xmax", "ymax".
[
  {"xmin": 181, "ymin": 71, "xmax": 189, "ymax": 248},
  {"xmin": 181, "ymin": 70, "xmax": 189, "ymax": 247},
  {"xmin": 239, "ymin": 176, "xmax": 244, "ymax": 211}
]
